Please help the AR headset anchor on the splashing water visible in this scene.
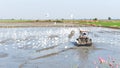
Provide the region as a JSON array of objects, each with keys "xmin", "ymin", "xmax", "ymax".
[{"xmin": 0, "ymin": 27, "xmax": 120, "ymax": 68}]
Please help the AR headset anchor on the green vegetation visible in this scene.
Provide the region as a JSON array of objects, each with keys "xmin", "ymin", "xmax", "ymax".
[
  {"xmin": 0, "ymin": 19, "xmax": 33, "ymax": 23},
  {"xmin": 61, "ymin": 19, "xmax": 120, "ymax": 28},
  {"xmin": 0, "ymin": 19, "xmax": 120, "ymax": 28},
  {"xmin": 84, "ymin": 20, "xmax": 120, "ymax": 28}
]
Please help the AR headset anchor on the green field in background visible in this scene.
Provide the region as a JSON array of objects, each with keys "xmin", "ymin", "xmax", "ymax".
[{"xmin": 0, "ymin": 19, "xmax": 120, "ymax": 28}]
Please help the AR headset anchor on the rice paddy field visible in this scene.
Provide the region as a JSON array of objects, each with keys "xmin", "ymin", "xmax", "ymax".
[
  {"xmin": 0, "ymin": 19, "xmax": 120, "ymax": 68},
  {"xmin": 0, "ymin": 19, "xmax": 120, "ymax": 28},
  {"xmin": 0, "ymin": 26, "xmax": 120, "ymax": 68}
]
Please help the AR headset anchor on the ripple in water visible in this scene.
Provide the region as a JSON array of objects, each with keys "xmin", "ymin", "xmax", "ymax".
[
  {"xmin": 0, "ymin": 52, "xmax": 8, "ymax": 58},
  {"xmin": 0, "ymin": 27, "xmax": 120, "ymax": 68}
]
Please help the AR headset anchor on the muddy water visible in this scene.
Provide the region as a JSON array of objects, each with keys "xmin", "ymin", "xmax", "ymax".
[{"xmin": 0, "ymin": 27, "xmax": 120, "ymax": 68}]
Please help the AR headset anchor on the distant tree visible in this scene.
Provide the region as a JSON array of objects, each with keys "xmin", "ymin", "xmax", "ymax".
[
  {"xmin": 93, "ymin": 18, "xmax": 98, "ymax": 21},
  {"xmin": 108, "ymin": 17, "xmax": 111, "ymax": 20},
  {"xmin": 54, "ymin": 19, "xmax": 62, "ymax": 23},
  {"xmin": 35, "ymin": 20, "xmax": 39, "ymax": 22},
  {"xmin": 61, "ymin": 18, "xmax": 64, "ymax": 22},
  {"xmin": 46, "ymin": 19, "xmax": 51, "ymax": 22},
  {"xmin": 61, "ymin": 18, "xmax": 64, "ymax": 21},
  {"xmin": 11, "ymin": 18, "xmax": 15, "ymax": 20}
]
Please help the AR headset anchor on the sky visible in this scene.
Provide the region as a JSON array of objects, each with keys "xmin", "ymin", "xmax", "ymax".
[{"xmin": 0, "ymin": 0, "xmax": 120, "ymax": 19}]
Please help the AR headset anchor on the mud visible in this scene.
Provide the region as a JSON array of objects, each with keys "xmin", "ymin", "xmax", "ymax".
[{"xmin": 0, "ymin": 27, "xmax": 120, "ymax": 68}]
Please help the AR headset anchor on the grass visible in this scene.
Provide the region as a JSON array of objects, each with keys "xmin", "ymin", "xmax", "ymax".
[
  {"xmin": 0, "ymin": 19, "xmax": 120, "ymax": 28},
  {"xmin": 86, "ymin": 21, "xmax": 120, "ymax": 27},
  {"xmin": 0, "ymin": 19, "xmax": 34, "ymax": 23}
]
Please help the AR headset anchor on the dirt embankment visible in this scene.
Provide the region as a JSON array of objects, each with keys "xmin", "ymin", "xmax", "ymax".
[
  {"xmin": 0, "ymin": 22, "xmax": 82, "ymax": 28},
  {"xmin": 0, "ymin": 22, "xmax": 120, "ymax": 29}
]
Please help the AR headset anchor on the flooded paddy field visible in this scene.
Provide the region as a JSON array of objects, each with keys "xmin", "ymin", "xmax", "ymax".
[{"xmin": 0, "ymin": 27, "xmax": 120, "ymax": 68}]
